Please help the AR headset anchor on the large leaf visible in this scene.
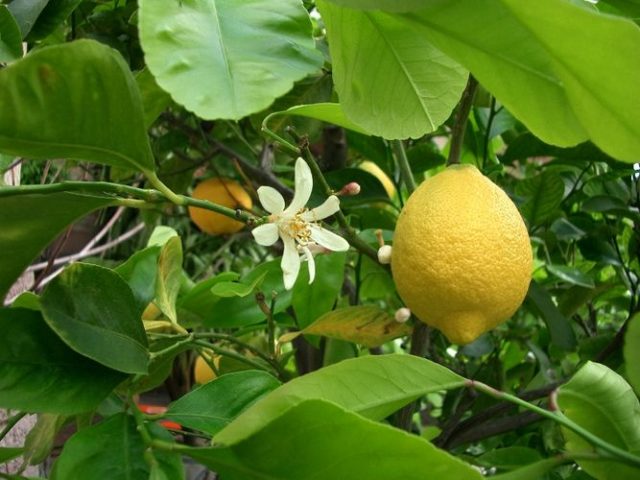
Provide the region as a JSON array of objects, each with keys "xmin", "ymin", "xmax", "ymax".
[
  {"xmin": 164, "ymin": 371, "xmax": 280, "ymax": 435},
  {"xmin": 0, "ymin": 40, "xmax": 155, "ymax": 172},
  {"xmin": 264, "ymin": 103, "xmax": 370, "ymax": 135},
  {"xmin": 139, "ymin": 0, "xmax": 323, "ymax": 120},
  {"xmin": 301, "ymin": 305, "xmax": 412, "ymax": 347},
  {"xmin": 27, "ymin": 0, "xmax": 83, "ymax": 41},
  {"xmin": 516, "ymin": 170, "xmax": 565, "ymax": 226},
  {"xmin": 0, "ymin": 191, "xmax": 115, "ymax": 301},
  {"xmin": 216, "ymin": 354, "xmax": 465, "ymax": 444},
  {"xmin": 558, "ymin": 361, "xmax": 640, "ymax": 479},
  {"xmin": 317, "ymin": 0, "xmax": 467, "ymax": 139},
  {"xmin": 0, "ymin": 308, "xmax": 126, "ymax": 414},
  {"xmin": 624, "ymin": 313, "xmax": 640, "ymax": 394},
  {"xmin": 6, "ymin": 0, "xmax": 48, "ymax": 37},
  {"xmin": 525, "ymin": 281, "xmax": 577, "ymax": 350},
  {"xmin": 40, "ymin": 263, "xmax": 149, "ymax": 374},
  {"xmin": 188, "ymin": 399, "xmax": 482, "ymax": 480},
  {"xmin": 0, "ymin": 6, "xmax": 22, "ymax": 62},
  {"xmin": 292, "ymin": 252, "xmax": 347, "ymax": 329},
  {"xmin": 51, "ymin": 414, "xmax": 184, "ymax": 480},
  {"xmin": 395, "ymin": 0, "xmax": 640, "ymax": 162},
  {"xmin": 324, "ymin": 0, "xmax": 425, "ymax": 10}
]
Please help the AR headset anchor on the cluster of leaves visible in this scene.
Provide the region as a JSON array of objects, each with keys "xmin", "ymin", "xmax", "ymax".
[{"xmin": 1, "ymin": 0, "xmax": 640, "ymax": 479}]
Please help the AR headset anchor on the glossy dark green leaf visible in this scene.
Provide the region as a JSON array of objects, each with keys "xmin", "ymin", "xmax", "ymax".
[
  {"xmin": 582, "ymin": 195, "xmax": 628, "ymax": 213},
  {"xmin": 189, "ymin": 400, "xmax": 483, "ymax": 480},
  {"xmin": 0, "ymin": 6, "xmax": 22, "ymax": 62},
  {"xmin": 502, "ymin": 133, "xmax": 612, "ymax": 164},
  {"xmin": 0, "ymin": 308, "xmax": 126, "ymax": 414},
  {"xmin": 51, "ymin": 414, "xmax": 184, "ymax": 480},
  {"xmin": 476, "ymin": 446, "xmax": 542, "ymax": 470},
  {"xmin": 624, "ymin": 313, "xmax": 640, "ymax": 394},
  {"xmin": 165, "ymin": 371, "xmax": 280, "ymax": 435},
  {"xmin": 318, "ymin": 0, "xmax": 467, "ymax": 139},
  {"xmin": 516, "ymin": 170, "xmax": 565, "ymax": 226},
  {"xmin": 7, "ymin": 0, "xmax": 48, "ymax": 37},
  {"xmin": 292, "ymin": 252, "xmax": 347, "ymax": 329},
  {"xmin": 399, "ymin": 0, "xmax": 640, "ymax": 162},
  {"xmin": 139, "ymin": 0, "xmax": 323, "ymax": 120},
  {"xmin": 41, "ymin": 263, "xmax": 148, "ymax": 374},
  {"xmin": 0, "ymin": 40, "xmax": 155, "ymax": 172},
  {"xmin": 27, "ymin": 0, "xmax": 83, "ymax": 41},
  {"xmin": 0, "ymin": 447, "xmax": 24, "ymax": 464},
  {"xmin": 558, "ymin": 361, "xmax": 640, "ymax": 479},
  {"xmin": 211, "ymin": 271, "xmax": 267, "ymax": 299},
  {"xmin": 546, "ymin": 265, "xmax": 595, "ymax": 288},
  {"xmin": 0, "ymin": 191, "xmax": 115, "ymax": 301},
  {"xmin": 216, "ymin": 354, "xmax": 465, "ymax": 444},
  {"xmin": 525, "ymin": 280, "xmax": 577, "ymax": 350}
]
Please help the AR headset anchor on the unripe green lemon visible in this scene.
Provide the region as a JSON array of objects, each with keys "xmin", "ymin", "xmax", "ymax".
[{"xmin": 391, "ymin": 165, "xmax": 532, "ymax": 344}]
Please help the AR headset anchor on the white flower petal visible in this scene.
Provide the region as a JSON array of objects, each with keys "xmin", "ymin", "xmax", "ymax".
[
  {"xmin": 302, "ymin": 246, "xmax": 316, "ymax": 284},
  {"xmin": 301, "ymin": 195, "xmax": 340, "ymax": 222},
  {"xmin": 281, "ymin": 235, "xmax": 301, "ymax": 290},
  {"xmin": 283, "ymin": 158, "xmax": 313, "ymax": 216},
  {"xmin": 309, "ymin": 225, "xmax": 350, "ymax": 252},
  {"xmin": 257, "ymin": 186, "xmax": 285, "ymax": 215},
  {"xmin": 252, "ymin": 223, "xmax": 280, "ymax": 246}
]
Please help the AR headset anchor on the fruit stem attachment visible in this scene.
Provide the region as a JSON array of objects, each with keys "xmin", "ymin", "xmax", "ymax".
[
  {"xmin": 392, "ymin": 140, "xmax": 416, "ymax": 193},
  {"xmin": 468, "ymin": 380, "xmax": 640, "ymax": 469},
  {"xmin": 447, "ymin": 75, "xmax": 478, "ymax": 166}
]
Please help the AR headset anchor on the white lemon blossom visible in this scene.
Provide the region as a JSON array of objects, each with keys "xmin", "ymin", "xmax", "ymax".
[{"xmin": 252, "ymin": 158, "xmax": 350, "ymax": 289}]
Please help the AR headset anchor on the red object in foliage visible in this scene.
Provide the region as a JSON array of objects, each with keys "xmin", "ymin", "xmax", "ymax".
[{"xmin": 137, "ymin": 404, "xmax": 182, "ymax": 431}]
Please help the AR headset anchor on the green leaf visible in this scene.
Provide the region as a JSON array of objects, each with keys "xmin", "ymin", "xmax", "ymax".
[
  {"xmin": 139, "ymin": 0, "xmax": 323, "ymax": 120},
  {"xmin": 624, "ymin": 313, "xmax": 640, "ymax": 394},
  {"xmin": 264, "ymin": 103, "xmax": 369, "ymax": 135},
  {"xmin": 27, "ymin": 0, "xmax": 83, "ymax": 41},
  {"xmin": 525, "ymin": 280, "xmax": 577, "ymax": 350},
  {"xmin": 292, "ymin": 252, "xmax": 347, "ymax": 329},
  {"xmin": 0, "ymin": 191, "xmax": 115, "ymax": 301},
  {"xmin": 302, "ymin": 305, "xmax": 412, "ymax": 347},
  {"xmin": 399, "ymin": 0, "xmax": 640, "ymax": 162},
  {"xmin": 211, "ymin": 271, "xmax": 268, "ymax": 298},
  {"xmin": 0, "ymin": 6, "xmax": 22, "ymax": 62},
  {"xmin": 164, "ymin": 371, "xmax": 280, "ymax": 436},
  {"xmin": 516, "ymin": 170, "xmax": 565, "ymax": 226},
  {"xmin": 0, "ymin": 40, "xmax": 155, "ymax": 172},
  {"xmin": 6, "ymin": 0, "xmax": 48, "ymax": 37},
  {"xmin": 476, "ymin": 446, "xmax": 542, "ymax": 470},
  {"xmin": 490, "ymin": 457, "xmax": 566, "ymax": 480},
  {"xmin": 188, "ymin": 399, "xmax": 483, "ymax": 480},
  {"xmin": 323, "ymin": 0, "xmax": 426, "ymax": 11},
  {"xmin": 154, "ymin": 236, "xmax": 182, "ymax": 323},
  {"xmin": 177, "ymin": 272, "xmax": 239, "ymax": 320},
  {"xmin": 558, "ymin": 361, "xmax": 640, "ymax": 479},
  {"xmin": 115, "ymin": 246, "xmax": 162, "ymax": 315},
  {"xmin": 24, "ymin": 414, "xmax": 69, "ymax": 465},
  {"xmin": 317, "ymin": 0, "xmax": 467, "ymax": 139},
  {"xmin": 41, "ymin": 263, "xmax": 149, "ymax": 374},
  {"xmin": 0, "ymin": 447, "xmax": 24, "ymax": 464},
  {"xmin": 215, "ymin": 353, "xmax": 465, "ymax": 444},
  {"xmin": 0, "ymin": 308, "xmax": 126, "ymax": 414},
  {"xmin": 546, "ymin": 265, "xmax": 595, "ymax": 288},
  {"xmin": 51, "ymin": 413, "xmax": 184, "ymax": 480},
  {"xmin": 136, "ymin": 68, "xmax": 172, "ymax": 128}
]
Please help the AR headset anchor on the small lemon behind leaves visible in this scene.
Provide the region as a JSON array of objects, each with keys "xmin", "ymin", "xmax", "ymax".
[
  {"xmin": 391, "ymin": 165, "xmax": 532, "ymax": 344},
  {"xmin": 194, "ymin": 354, "xmax": 221, "ymax": 384},
  {"xmin": 188, "ymin": 178, "xmax": 252, "ymax": 235}
]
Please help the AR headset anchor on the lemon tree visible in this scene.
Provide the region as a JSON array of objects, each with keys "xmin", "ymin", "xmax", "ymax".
[{"xmin": 0, "ymin": 1, "xmax": 639, "ymax": 479}]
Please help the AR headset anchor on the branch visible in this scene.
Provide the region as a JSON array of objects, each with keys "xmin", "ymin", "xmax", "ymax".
[{"xmin": 447, "ymin": 75, "xmax": 478, "ymax": 166}]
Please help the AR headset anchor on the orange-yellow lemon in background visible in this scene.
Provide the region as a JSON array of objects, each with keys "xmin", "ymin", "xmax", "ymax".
[
  {"xmin": 391, "ymin": 165, "xmax": 532, "ymax": 345},
  {"xmin": 359, "ymin": 161, "xmax": 397, "ymax": 199},
  {"xmin": 194, "ymin": 354, "xmax": 221, "ymax": 384},
  {"xmin": 188, "ymin": 178, "xmax": 252, "ymax": 235}
]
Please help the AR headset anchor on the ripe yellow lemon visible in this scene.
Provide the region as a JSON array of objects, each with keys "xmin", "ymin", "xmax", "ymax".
[
  {"xmin": 188, "ymin": 178, "xmax": 252, "ymax": 235},
  {"xmin": 194, "ymin": 354, "xmax": 221, "ymax": 384},
  {"xmin": 359, "ymin": 161, "xmax": 397, "ymax": 198},
  {"xmin": 391, "ymin": 165, "xmax": 532, "ymax": 344}
]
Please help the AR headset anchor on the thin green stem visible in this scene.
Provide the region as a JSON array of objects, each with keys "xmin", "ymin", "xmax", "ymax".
[
  {"xmin": 392, "ymin": 140, "xmax": 417, "ymax": 193},
  {"xmin": 469, "ymin": 380, "xmax": 640, "ymax": 469},
  {"xmin": 190, "ymin": 339, "xmax": 275, "ymax": 374},
  {"xmin": 0, "ymin": 411, "xmax": 27, "ymax": 443},
  {"xmin": 144, "ymin": 170, "xmax": 186, "ymax": 206},
  {"xmin": 261, "ymin": 112, "xmax": 302, "ymax": 155},
  {"xmin": 0, "ymin": 181, "xmax": 163, "ymax": 202},
  {"xmin": 177, "ymin": 194, "xmax": 262, "ymax": 226},
  {"xmin": 149, "ymin": 333, "xmax": 194, "ymax": 361}
]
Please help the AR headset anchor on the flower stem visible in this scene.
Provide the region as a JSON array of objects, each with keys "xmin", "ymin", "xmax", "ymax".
[
  {"xmin": 261, "ymin": 112, "xmax": 302, "ymax": 156},
  {"xmin": 469, "ymin": 380, "xmax": 640, "ymax": 469},
  {"xmin": 392, "ymin": 140, "xmax": 416, "ymax": 193}
]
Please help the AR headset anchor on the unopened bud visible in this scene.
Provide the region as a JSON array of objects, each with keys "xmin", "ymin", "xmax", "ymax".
[
  {"xmin": 377, "ymin": 245, "xmax": 392, "ymax": 264},
  {"xmin": 338, "ymin": 182, "xmax": 361, "ymax": 196},
  {"xmin": 395, "ymin": 307, "xmax": 411, "ymax": 323}
]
